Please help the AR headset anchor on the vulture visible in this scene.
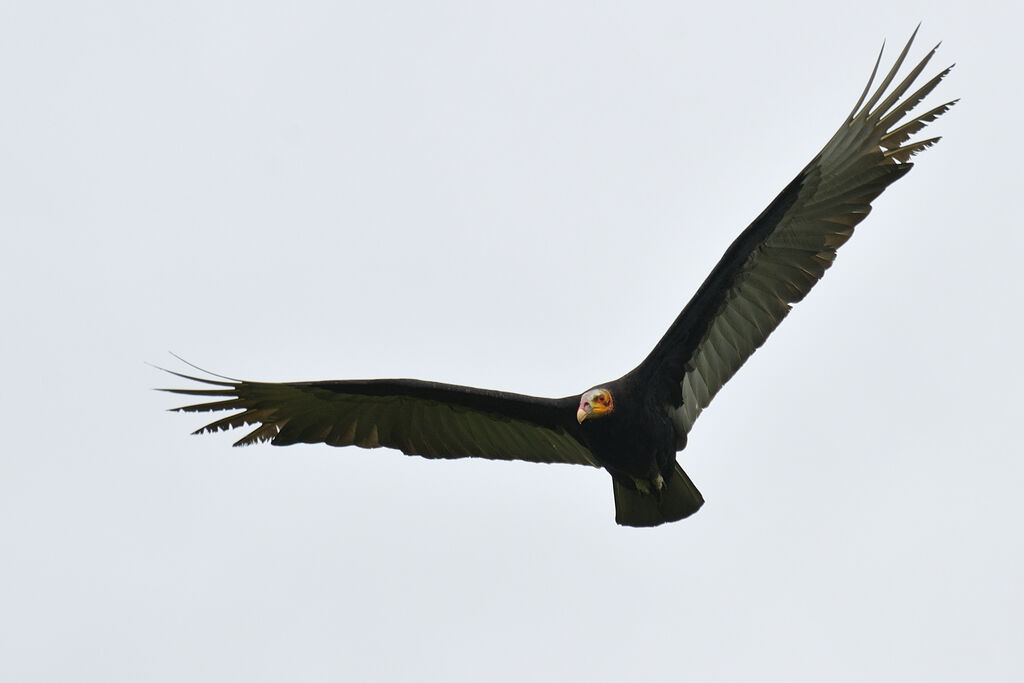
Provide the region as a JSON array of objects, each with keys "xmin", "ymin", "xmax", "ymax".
[{"xmin": 163, "ymin": 29, "xmax": 955, "ymax": 527}]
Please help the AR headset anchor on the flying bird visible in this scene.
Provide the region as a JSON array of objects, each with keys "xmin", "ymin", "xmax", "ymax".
[{"xmin": 163, "ymin": 29, "xmax": 955, "ymax": 527}]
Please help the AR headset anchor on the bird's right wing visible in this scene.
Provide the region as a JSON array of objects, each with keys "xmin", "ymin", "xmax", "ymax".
[
  {"xmin": 632, "ymin": 28, "xmax": 955, "ymax": 437},
  {"xmin": 161, "ymin": 368, "xmax": 599, "ymax": 467}
]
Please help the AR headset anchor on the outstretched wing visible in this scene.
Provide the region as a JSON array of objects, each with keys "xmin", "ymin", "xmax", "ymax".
[
  {"xmin": 161, "ymin": 368, "xmax": 599, "ymax": 467},
  {"xmin": 633, "ymin": 28, "xmax": 956, "ymax": 437}
]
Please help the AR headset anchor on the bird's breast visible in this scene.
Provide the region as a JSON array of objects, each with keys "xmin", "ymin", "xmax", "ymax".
[{"xmin": 579, "ymin": 410, "xmax": 676, "ymax": 481}]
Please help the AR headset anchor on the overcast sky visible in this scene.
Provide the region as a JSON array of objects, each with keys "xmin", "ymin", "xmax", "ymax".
[{"xmin": 3, "ymin": 1, "xmax": 1022, "ymax": 681}]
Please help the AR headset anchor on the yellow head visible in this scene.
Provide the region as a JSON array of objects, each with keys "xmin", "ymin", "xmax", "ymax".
[{"xmin": 577, "ymin": 387, "xmax": 614, "ymax": 424}]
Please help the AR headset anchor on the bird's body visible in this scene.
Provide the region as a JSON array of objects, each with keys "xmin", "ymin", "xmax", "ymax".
[
  {"xmin": 579, "ymin": 377, "xmax": 676, "ymax": 483},
  {"xmin": 163, "ymin": 29, "xmax": 955, "ymax": 526}
]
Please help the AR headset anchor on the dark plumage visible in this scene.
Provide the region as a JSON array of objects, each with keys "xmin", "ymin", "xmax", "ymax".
[{"xmin": 162, "ymin": 29, "xmax": 955, "ymax": 526}]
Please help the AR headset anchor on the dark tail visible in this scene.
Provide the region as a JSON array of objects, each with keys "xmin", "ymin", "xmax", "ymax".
[{"xmin": 612, "ymin": 462, "xmax": 704, "ymax": 527}]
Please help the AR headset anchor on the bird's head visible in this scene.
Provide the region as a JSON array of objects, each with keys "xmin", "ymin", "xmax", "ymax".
[{"xmin": 577, "ymin": 387, "xmax": 614, "ymax": 424}]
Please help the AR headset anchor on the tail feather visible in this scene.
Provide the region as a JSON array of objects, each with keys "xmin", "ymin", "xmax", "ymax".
[{"xmin": 613, "ymin": 462, "xmax": 704, "ymax": 527}]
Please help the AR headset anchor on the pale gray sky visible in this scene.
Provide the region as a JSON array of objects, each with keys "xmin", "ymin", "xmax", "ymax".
[{"xmin": 3, "ymin": 1, "xmax": 1022, "ymax": 681}]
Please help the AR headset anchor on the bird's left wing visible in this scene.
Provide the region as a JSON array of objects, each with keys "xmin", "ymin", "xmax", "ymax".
[
  {"xmin": 633, "ymin": 28, "xmax": 955, "ymax": 437},
  {"xmin": 161, "ymin": 369, "xmax": 599, "ymax": 467}
]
